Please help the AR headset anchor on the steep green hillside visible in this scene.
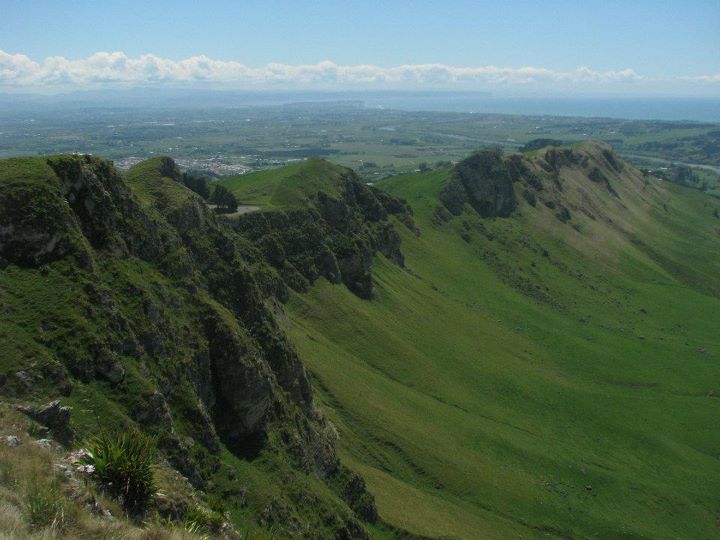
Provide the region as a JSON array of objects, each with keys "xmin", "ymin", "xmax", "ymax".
[
  {"xmin": 0, "ymin": 154, "xmax": 413, "ymax": 539},
  {"xmin": 2, "ymin": 143, "xmax": 719, "ymax": 539},
  {"xmin": 253, "ymin": 144, "xmax": 720, "ymax": 538}
]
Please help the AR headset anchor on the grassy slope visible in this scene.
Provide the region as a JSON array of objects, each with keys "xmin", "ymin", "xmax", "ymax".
[
  {"xmin": 3, "ymin": 150, "xmax": 718, "ymax": 538},
  {"xmin": 218, "ymin": 158, "xmax": 346, "ymax": 209},
  {"xmin": 280, "ymin": 152, "xmax": 720, "ymax": 538}
]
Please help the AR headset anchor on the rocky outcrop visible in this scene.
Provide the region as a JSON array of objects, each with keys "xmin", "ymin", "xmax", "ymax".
[
  {"xmin": 202, "ymin": 304, "xmax": 274, "ymax": 452},
  {"xmin": 234, "ymin": 169, "xmax": 414, "ymax": 299},
  {"xmin": 336, "ymin": 468, "xmax": 378, "ymax": 523},
  {"xmin": 47, "ymin": 155, "xmax": 180, "ymax": 263},
  {"xmin": 439, "ymin": 148, "xmax": 518, "ymax": 218},
  {"xmin": 17, "ymin": 400, "xmax": 75, "ymax": 446},
  {"xmin": 0, "ymin": 162, "xmax": 89, "ymax": 268},
  {"xmin": 0, "ymin": 154, "xmax": 378, "ymax": 538},
  {"xmin": 542, "ymin": 147, "xmax": 583, "ymax": 171},
  {"xmin": 438, "ymin": 143, "xmax": 629, "ymax": 225}
]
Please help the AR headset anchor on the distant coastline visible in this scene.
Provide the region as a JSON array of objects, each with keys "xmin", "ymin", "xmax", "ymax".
[
  {"xmin": 1, "ymin": 90, "xmax": 718, "ymax": 123},
  {"xmin": 361, "ymin": 94, "xmax": 720, "ymax": 123}
]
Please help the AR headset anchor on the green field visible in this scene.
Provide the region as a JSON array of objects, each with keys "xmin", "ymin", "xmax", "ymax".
[
  {"xmin": 218, "ymin": 158, "xmax": 347, "ymax": 209},
  {"xmin": 1, "ymin": 101, "xmax": 718, "ymax": 184}
]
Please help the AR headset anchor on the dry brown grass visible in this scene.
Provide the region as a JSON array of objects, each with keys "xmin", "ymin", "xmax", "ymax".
[{"xmin": 0, "ymin": 406, "xmax": 211, "ymax": 540}]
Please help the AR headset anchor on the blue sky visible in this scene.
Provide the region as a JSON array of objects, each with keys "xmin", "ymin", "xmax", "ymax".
[{"xmin": 1, "ymin": 0, "xmax": 718, "ymax": 94}]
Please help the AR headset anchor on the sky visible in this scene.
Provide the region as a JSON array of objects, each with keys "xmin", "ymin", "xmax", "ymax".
[{"xmin": 1, "ymin": 0, "xmax": 719, "ymax": 95}]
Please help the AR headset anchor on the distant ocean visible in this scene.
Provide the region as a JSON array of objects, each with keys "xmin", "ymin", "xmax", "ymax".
[
  {"xmin": 2, "ymin": 90, "xmax": 718, "ymax": 123},
  {"xmin": 360, "ymin": 95, "xmax": 720, "ymax": 123}
]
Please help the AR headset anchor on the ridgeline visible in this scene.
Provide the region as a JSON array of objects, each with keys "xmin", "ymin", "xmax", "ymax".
[{"xmin": 1, "ymin": 141, "xmax": 719, "ymax": 538}]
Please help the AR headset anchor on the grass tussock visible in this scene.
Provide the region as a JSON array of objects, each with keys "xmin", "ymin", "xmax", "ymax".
[
  {"xmin": 0, "ymin": 409, "xmax": 212, "ymax": 540},
  {"xmin": 75, "ymin": 431, "xmax": 158, "ymax": 514}
]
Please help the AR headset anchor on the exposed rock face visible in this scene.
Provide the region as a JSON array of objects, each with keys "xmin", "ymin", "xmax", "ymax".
[
  {"xmin": 0, "ymin": 155, "xmax": 377, "ymax": 537},
  {"xmin": 234, "ymin": 170, "xmax": 414, "ymax": 299},
  {"xmin": 0, "ymin": 166, "xmax": 88, "ymax": 267},
  {"xmin": 438, "ymin": 143, "xmax": 628, "ymax": 226},
  {"xmin": 543, "ymin": 147, "xmax": 583, "ymax": 171},
  {"xmin": 338, "ymin": 469, "xmax": 378, "ymax": 523},
  {"xmin": 18, "ymin": 401, "xmax": 75, "ymax": 446},
  {"xmin": 134, "ymin": 391, "xmax": 174, "ymax": 431},
  {"xmin": 48, "ymin": 155, "xmax": 178, "ymax": 263},
  {"xmin": 601, "ymin": 149, "xmax": 624, "ymax": 173},
  {"xmin": 202, "ymin": 306, "xmax": 274, "ymax": 450},
  {"xmin": 440, "ymin": 149, "xmax": 518, "ymax": 218},
  {"xmin": 0, "ymin": 155, "xmax": 189, "ymax": 273},
  {"xmin": 0, "ymin": 361, "xmax": 73, "ymax": 399},
  {"xmin": 1, "ymin": 435, "xmax": 21, "ymax": 447}
]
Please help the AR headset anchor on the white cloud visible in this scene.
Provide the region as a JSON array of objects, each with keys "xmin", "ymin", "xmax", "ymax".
[
  {"xmin": 0, "ymin": 50, "xmax": 716, "ymax": 90},
  {"xmin": 679, "ymin": 73, "xmax": 720, "ymax": 83}
]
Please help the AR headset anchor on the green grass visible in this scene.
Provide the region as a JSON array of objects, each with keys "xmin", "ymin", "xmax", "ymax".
[
  {"xmin": 280, "ymin": 151, "xmax": 720, "ymax": 538},
  {"xmin": 3, "ymin": 147, "xmax": 719, "ymax": 539},
  {"xmin": 0, "ymin": 259, "xmax": 89, "ymax": 397},
  {"xmin": 124, "ymin": 156, "xmax": 197, "ymax": 208},
  {"xmin": 0, "ymin": 157, "xmax": 58, "ymax": 187},
  {"xmin": 218, "ymin": 158, "xmax": 347, "ymax": 209}
]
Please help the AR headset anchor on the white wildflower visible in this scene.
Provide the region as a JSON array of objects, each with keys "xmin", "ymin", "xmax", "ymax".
[{"xmin": 76, "ymin": 464, "xmax": 95, "ymax": 474}]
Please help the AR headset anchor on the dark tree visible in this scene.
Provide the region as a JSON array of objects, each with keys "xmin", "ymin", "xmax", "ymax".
[
  {"xmin": 210, "ymin": 185, "xmax": 238, "ymax": 213},
  {"xmin": 181, "ymin": 172, "xmax": 210, "ymax": 199}
]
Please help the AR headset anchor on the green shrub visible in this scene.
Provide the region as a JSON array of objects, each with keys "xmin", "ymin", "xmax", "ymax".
[
  {"xmin": 206, "ymin": 494, "xmax": 227, "ymax": 514},
  {"xmin": 183, "ymin": 505, "xmax": 225, "ymax": 534},
  {"xmin": 76, "ymin": 430, "xmax": 158, "ymax": 514}
]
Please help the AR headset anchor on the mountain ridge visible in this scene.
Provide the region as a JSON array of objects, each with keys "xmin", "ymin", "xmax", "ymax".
[
  {"xmin": 283, "ymin": 143, "xmax": 720, "ymax": 538},
  {"xmin": 1, "ymin": 143, "xmax": 719, "ymax": 538},
  {"xmin": 0, "ymin": 153, "xmax": 412, "ymax": 538}
]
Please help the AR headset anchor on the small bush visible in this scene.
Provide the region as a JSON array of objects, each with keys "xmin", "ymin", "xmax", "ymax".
[
  {"xmin": 181, "ymin": 172, "xmax": 210, "ymax": 199},
  {"xmin": 206, "ymin": 495, "xmax": 227, "ymax": 514},
  {"xmin": 76, "ymin": 430, "xmax": 158, "ymax": 514},
  {"xmin": 183, "ymin": 505, "xmax": 224, "ymax": 534}
]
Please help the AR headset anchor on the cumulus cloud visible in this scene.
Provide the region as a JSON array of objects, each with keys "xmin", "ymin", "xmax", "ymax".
[{"xmin": 0, "ymin": 50, "xmax": 716, "ymax": 90}]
